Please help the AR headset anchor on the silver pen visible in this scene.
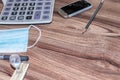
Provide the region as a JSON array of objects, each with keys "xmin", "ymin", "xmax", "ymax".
[
  {"xmin": 0, "ymin": 55, "xmax": 29, "ymax": 61},
  {"xmin": 82, "ymin": 0, "xmax": 104, "ymax": 34}
]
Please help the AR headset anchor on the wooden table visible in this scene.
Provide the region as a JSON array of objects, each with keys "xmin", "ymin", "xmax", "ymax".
[{"xmin": 0, "ymin": 0, "xmax": 120, "ymax": 80}]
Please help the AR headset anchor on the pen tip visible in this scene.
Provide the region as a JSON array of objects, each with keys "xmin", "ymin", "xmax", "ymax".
[{"xmin": 81, "ymin": 29, "xmax": 87, "ymax": 34}]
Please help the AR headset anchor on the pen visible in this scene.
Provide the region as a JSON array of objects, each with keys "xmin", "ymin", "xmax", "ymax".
[
  {"xmin": 82, "ymin": 0, "xmax": 104, "ymax": 34},
  {"xmin": 0, "ymin": 55, "xmax": 29, "ymax": 61}
]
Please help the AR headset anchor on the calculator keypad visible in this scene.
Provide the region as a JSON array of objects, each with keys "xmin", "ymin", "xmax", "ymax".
[{"xmin": 0, "ymin": 0, "xmax": 55, "ymax": 24}]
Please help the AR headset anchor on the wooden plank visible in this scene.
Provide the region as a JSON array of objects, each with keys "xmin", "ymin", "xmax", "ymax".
[{"xmin": 10, "ymin": 62, "xmax": 29, "ymax": 80}]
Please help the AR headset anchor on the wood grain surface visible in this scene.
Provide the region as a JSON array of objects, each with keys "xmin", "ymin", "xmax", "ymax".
[{"xmin": 0, "ymin": 0, "xmax": 120, "ymax": 80}]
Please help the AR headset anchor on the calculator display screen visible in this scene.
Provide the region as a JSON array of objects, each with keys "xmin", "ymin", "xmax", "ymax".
[{"xmin": 61, "ymin": 0, "xmax": 91, "ymax": 15}]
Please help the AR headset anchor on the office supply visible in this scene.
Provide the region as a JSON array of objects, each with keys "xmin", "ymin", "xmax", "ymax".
[
  {"xmin": 0, "ymin": 0, "xmax": 55, "ymax": 24},
  {"xmin": 10, "ymin": 62, "xmax": 29, "ymax": 80},
  {"xmin": 0, "ymin": 55, "xmax": 29, "ymax": 61},
  {"xmin": 9, "ymin": 54, "xmax": 21, "ymax": 69},
  {"xmin": 58, "ymin": 0, "xmax": 92, "ymax": 18},
  {"xmin": 82, "ymin": 0, "xmax": 104, "ymax": 34}
]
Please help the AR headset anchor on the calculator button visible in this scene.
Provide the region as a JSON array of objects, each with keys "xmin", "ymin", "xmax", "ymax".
[
  {"xmin": 43, "ymin": 11, "xmax": 50, "ymax": 14},
  {"xmin": 7, "ymin": 3, "xmax": 12, "ymax": 6},
  {"xmin": 26, "ymin": 16, "xmax": 32, "ymax": 20},
  {"xmin": 16, "ymin": 0, "xmax": 21, "ymax": 1},
  {"xmin": 14, "ymin": 3, "xmax": 20, "ymax": 6},
  {"xmin": 44, "ymin": 6, "xmax": 50, "ymax": 9},
  {"xmin": 29, "ymin": 3, "xmax": 35, "ymax": 6},
  {"xmin": 13, "ymin": 7, "xmax": 19, "ymax": 11},
  {"xmin": 36, "ymin": 7, "xmax": 42, "ymax": 10},
  {"xmin": 19, "ymin": 12, "xmax": 25, "ymax": 15},
  {"xmin": 31, "ymin": 0, "xmax": 36, "ymax": 1},
  {"xmin": 37, "ymin": 2, "xmax": 43, "ymax": 5},
  {"xmin": 11, "ymin": 12, "xmax": 17, "ymax": 15},
  {"xmin": 21, "ymin": 7, "xmax": 27, "ymax": 10},
  {"xmin": 18, "ymin": 16, "xmax": 24, "ymax": 20},
  {"xmin": 42, "ymin": 15, "xmax": 49, "ymax": 19},
  {"xmin": 23, "ymin": 0, "xmax": 29, "ymax": 1},
  {"xmin": 27, "ymin": 11, "xmax": 33, "ymax": 15},
  {"xmin": 8, "ymin": 0, "xmax": 14, "ymax": 2},
  {"xmin": 1, "ymin": 16, "xmax": 8, "ymax": 20},
  {"xmin": 10, "ymin": 16, "xmax": 16, "ymax": 20},
  {"xmin": 5, "ymin": 8, "xmax": 11, "ymax": 11},
  {"xmin": 34, "ymin": 11, "xmax": 41, "ymax": 19},
  {"xmin": 22, "ymin": 3, "xmax": 28, "ymax": 6},
  {"xmin": 45, "ymin": 2, "xmax": 51, "ymax": 5},
  {"xmin": 3, "ymin": 12, "xmax": 9, "ymax": 15},
  {"xmin": 28, "ymin": 7, "xmax": 34, "ymax": 10}
]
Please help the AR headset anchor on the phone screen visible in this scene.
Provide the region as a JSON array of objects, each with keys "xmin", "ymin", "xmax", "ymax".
[{"xmin": 61, "ymin": 0, "xmax": 91, "ymax": 15}]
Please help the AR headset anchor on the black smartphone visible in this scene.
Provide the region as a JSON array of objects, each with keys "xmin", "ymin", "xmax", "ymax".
[{"xmin": 58, "ymin": 0, "xmax": 92, "ymax": 18}]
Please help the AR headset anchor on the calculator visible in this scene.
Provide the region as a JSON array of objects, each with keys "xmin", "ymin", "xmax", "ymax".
[{"xmin": 0, "ymin": 0, "xmax": 55, "ymax": 24}]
